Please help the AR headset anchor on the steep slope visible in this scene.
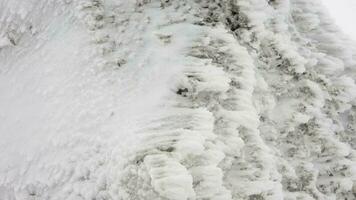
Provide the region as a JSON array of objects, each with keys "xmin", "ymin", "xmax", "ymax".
[{"xmin": 1, "ymin": 0, "xmax": 356, "ymax": 200}]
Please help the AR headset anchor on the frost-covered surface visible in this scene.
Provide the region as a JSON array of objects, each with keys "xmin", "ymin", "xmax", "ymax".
[{"xmin": 1, "ymin": 0, "xmax": 356, "ymax": 199}]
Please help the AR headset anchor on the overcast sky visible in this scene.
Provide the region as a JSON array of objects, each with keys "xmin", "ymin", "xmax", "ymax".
[{"xmin": 321, "ymin": 0, "xmax": 356, "ymax": 39}]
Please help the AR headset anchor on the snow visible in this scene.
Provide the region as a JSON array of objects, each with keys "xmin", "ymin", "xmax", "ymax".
[
  {"xmin": 0, "ymin": 36, "xmax": 13, "ymax": 48},
  {"xmin": 1, "ymin": 0, "xmax": 356, "ymax": 199}
]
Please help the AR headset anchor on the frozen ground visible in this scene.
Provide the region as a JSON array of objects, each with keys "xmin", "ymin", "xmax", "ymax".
[{"xmin": 1, "ymin": 0, "xmax": 356, "ymax": 199}]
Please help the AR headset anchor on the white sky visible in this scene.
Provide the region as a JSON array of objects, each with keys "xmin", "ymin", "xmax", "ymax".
[{"xmin": 321, "ymin": 0, "xmax": 356, "ymax": 39}]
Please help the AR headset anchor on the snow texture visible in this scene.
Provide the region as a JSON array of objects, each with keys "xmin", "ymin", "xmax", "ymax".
[{"xmin": 1, "ymin": 0, "xmax": 356, "ymax": 199}]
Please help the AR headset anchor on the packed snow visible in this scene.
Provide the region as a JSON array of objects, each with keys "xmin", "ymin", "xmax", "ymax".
[{"xmin": 1, "ymin": 0, "xmax": 356, "ymax": 199}]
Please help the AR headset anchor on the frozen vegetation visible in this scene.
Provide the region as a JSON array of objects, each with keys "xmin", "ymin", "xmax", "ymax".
[{"xmin": 1, "ymin": 0, "xmax": 356, "ymax": 199}]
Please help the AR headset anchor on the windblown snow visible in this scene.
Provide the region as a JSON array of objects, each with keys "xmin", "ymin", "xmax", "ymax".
[{"xmin": 1, "ymin": 0, "xmax": 356, "ymax": 199}]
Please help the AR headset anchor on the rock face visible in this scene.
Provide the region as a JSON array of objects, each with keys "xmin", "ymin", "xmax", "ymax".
[{"xmin": 1, "ymin": 0, "xmax": 356, "ymax": 199}]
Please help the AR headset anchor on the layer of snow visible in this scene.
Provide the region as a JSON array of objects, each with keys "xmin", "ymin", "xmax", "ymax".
[{"xmin": 1, "ymin": 0, "xmax": 356, "ymax": 199}]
